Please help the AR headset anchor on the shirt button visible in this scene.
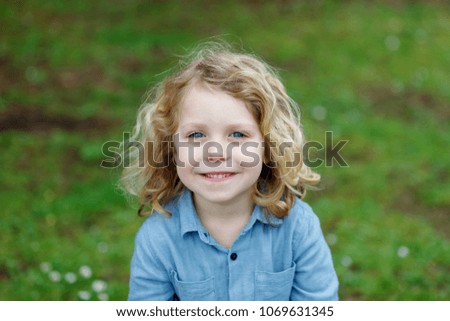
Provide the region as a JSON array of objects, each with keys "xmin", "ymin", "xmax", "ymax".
[{"xmin": 230, "ymin": 253, "xmax": 238, "ymax": 261}]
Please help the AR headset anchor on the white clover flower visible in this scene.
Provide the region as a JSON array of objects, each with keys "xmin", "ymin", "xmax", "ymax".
[
  {"xmin": 40, "ymin": 262, "xmax": 51, "ymax": 273},
  {"xmin": 78, "ymin": 291, "xmax": 91, "ymax": 301},
  {"xmin": 97, "ymin": 242, "xmax": 108, "ymax": 253},
  {"xmin": 397, "ymin": 246, "xmax": 410, "ymax": 258},
  {"xmin": 341, "ymin": 256, "xmax": 353, "ymax": 268},
  {"xmin": 385, "ymin": 35, "xmax": 400, "ymax": 51},
  {"xmin": 311, "ymin": 105, "xmax": 327, "ymax": 121},
  {"xmin": 64, "ymin": 272, "xmax": 77, "ymax": 284},
  {"xmin": 92, "ymin": 280, "xmax": 107, "ymax": 293},
  {"xmin": 98, "ymin": 293, "xmax": 109, "ymax": 301},
  {"xmin": 48, "ymin": 271, "xmax": 61, "ymax": 282},
  {"xmin": 326, "ymin": 233, "xmax": 337, "ymax": 246},
  {"xmin": 79, "ymin": 265, "xmax": 92, "ymax": 278}
]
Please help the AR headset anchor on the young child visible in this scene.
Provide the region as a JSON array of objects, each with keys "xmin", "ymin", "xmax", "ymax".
[{"xmin": 122, "ymin": 43, "xmax": 339, "ymax": 301}]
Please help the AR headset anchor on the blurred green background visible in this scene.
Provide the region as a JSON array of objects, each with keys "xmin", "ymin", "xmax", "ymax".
[{"xmin": 1, "ymin": 0, "xmax": 448, "ymax": 300}]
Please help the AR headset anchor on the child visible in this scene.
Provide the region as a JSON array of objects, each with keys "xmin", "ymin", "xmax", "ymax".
[{"xmin": 122, "ymin": 43, "xmax": 339, "ymax": 301}]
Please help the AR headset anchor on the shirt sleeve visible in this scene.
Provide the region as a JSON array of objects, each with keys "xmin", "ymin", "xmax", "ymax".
[
  {"xmin": 128, "ymin": 222, "xmax": 175, "ymax": 300},
  {"xmin": 290, "ymin": 205, "xmax": 339, "ymax": 301}
]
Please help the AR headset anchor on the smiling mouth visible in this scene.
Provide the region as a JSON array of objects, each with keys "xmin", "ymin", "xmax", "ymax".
[{"xmin": 202, "ymin": 172, "xmax": 236, "ymax": 180}]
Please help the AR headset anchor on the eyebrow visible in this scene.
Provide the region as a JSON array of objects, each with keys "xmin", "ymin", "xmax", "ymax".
[
  {"xmin": 178, "ymin": 123, "xmax": 207, "ymax": 131},
  {"xmin": 179, "ymin": 122, "xmax": 260, "ymax": 131}
]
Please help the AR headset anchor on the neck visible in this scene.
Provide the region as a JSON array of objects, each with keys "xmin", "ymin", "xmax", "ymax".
[
  {"xmin": 193, "ymin": 192, "xmax": 254, "ymax": 223},
  {"xmin": 192, "ymin": 192, "xmax": 254, "ymax": 249}
]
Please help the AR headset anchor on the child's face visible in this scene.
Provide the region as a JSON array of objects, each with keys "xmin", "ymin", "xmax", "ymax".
[{"xmin": 175, "ymin": 84, "xmax": 264, "ymax": 208}]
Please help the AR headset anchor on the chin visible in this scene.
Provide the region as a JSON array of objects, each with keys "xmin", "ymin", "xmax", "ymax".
[{"xmin": 195, "ymin": 190, "xmax": 248, "ymax": 205}]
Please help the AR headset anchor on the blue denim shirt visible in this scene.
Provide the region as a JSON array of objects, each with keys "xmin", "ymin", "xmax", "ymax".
[{"xmin": 128, "ymin": 189, "xmax": 339, "ymax": 301}]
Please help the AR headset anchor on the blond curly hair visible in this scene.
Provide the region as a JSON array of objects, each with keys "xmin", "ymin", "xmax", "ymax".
[{"xmin": 121, "ymin": 43, "xmax": 320, "ymax": 218}]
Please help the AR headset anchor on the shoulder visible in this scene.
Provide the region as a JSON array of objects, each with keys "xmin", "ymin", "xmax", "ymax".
[
  {"xmin": 285, "ymin": 197, "xmax": 317, "ymax": 224},
  {"xmin": 135, "ymin": 197, "xmax": 182, "ymax": 245},
  {"xmin": 282, "ymin": 197, "xmax": 323, "ymax": 242}
]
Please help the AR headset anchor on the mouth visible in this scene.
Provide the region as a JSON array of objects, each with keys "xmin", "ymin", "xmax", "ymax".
[{"xmin": 201, "ymin": 172, "xmax": 236, "ymax": 181}]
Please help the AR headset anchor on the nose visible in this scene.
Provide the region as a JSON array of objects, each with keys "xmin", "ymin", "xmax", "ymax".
[{"xmin": 205, "ymin": 140, "xmax": 227, "ymax": 163}]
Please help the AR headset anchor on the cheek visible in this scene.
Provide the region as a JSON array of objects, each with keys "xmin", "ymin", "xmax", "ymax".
[
  {"xmin": 234, "ymin": 142, "xmax": 264, "ymax": 168},
  {"xmin": 174, "ymin": 142, "xmax": 203, "ymax": 166},
  {"xmin": 176, "ymin": 165, "xmax": 189, "ymax": 183},
  {"xmin": 175, "ymin": 165, "xmax": 195, "ymax": 191}
]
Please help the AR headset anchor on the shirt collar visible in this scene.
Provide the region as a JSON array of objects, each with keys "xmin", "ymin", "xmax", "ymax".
[
  {"xmin": 178, "ymin": 189, "xmax": 283, "ymax": 238},
  {"xmin": 178, "ymin": 189, "xmax": 204, "ymax": 237}
]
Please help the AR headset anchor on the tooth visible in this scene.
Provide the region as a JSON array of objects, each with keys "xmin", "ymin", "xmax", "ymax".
[{"xmin": 206, "ymin": 173, "xmax": 231, "ymax": 178}]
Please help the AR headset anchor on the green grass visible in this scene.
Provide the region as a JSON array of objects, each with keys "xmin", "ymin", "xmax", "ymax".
[{"xmin": 1, "ymin": 0, "xmax": 449, "ymax": 300}]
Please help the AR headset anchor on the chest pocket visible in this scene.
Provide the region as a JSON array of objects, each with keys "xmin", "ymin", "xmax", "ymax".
[
  {"xmin": 171, "ymin": 271, "xmax": 216, "ymax": 301},
  {"xmin": 254, "ymin": 262, "xmax": 296, "ymax": 300}
]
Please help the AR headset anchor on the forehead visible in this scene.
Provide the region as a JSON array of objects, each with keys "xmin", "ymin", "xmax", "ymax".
[{"xmin": 177, "ymin": 83, "xmax": 258, "ymax": 127}]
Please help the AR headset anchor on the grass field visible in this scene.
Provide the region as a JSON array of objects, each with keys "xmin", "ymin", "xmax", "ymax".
[{"xmin": 0, "ymin": 0, "xmax": 449, "ymax": 300}]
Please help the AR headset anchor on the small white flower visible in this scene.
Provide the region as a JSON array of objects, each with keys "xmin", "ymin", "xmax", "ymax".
[
  {"xmin": 311, "ymin": 105, "xmax": 327, "ymax": 121},
  {"xmin": 98, "ymin": 293, "xmax": 109, "ymax": 301},
  {"xmin": 385, "ymin": 35, "xmax": 400, "ymax": 51},
  {"xmin": 79, "ymin": 265, "xmax": 92, "ymax": 278},
  {"xmin": 92, "ymin": 280, "xmax": 107, "ymax": 293},
  {"xmin": 78, "ymin": 291, "xmax": 91, "ymax": 301},
  {"xmin": 397, "ymin": 246, "xmax": 410, "ymax": 258},
  {"xmin": 40, "ymin": 262, "xmax": 51, "ymax": 273},
  {"xmin": 48, "ymin": 271, "xmax": 61, "ymax": 282},
  {"xmin": 341, "ymin": 256, "xmax": 353, "ymax": 268},
  {"xmin": 97, "ymin": 242, "xmax": 108, "ymax": 253},
  {"xmin": 326, "ymin": 233, "xmax": 337, "ymax": 246},
  {"xmin": 64, "ymin": 272, "xmax": 77, "ymax": 284}
]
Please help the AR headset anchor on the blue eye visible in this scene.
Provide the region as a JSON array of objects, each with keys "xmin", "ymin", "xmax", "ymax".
[
  {"xmin": 231, "ymin": 132, "xmax": 245, "ymax": 138},
  {"xmin": 188, "ymin": 132, "xmax": 204, "ymax": 139}
]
